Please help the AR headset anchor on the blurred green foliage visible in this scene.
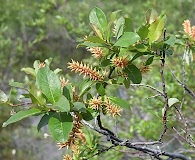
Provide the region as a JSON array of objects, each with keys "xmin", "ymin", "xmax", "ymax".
[{"xmin": 0, "ymin": 0, "xmax": 195, "ymax": 159}]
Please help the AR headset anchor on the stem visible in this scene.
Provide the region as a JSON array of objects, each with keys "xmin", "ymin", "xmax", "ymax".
[{"xmin": 159, "ymin": 29, "xmax": 169, "ymax": 141}]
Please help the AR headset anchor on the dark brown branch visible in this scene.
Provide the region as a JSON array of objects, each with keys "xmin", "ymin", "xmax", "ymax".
[{"xmin": 83, "ymin": 120, "xmax": 190, "ymax": 160}]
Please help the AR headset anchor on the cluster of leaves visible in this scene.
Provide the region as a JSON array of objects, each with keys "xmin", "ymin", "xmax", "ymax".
[{"xmin": 0, "ymin": 7, "xmax": 194, "ymax": 159}]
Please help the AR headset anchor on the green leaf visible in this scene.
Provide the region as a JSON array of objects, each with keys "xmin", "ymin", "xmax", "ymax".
[
  {"xmin": 101, "ymin": 59, "xmax": 111, "ymax": 67},
  {"xmin": 137, "ymin": 25, "xmax": 149, "ymax": 40},
  {"xmin": 73, "ymin": 102, "xmax": 86, "ymax": 113},
  {"xmin": 123, "ymin": 64, "xmax": 142, "ymax": 84},
  {"xmin": 168, "ymin": 98, "xmax": 180, "ymax": 107},
  {"xmin": 96, "ymin": 83, "xmax": 105, "ymax": 96},
  {"xmin": 48, "ymin": 112, "xmax": 73, "ymax": 143},
  {"xmin": 89, "ymin": 7, "xmax": 108, "ymax": 36},
  {"xmin": 148, "ymin": 14, "xmax": 166, "ymax": 44},
  {"xmin": 50, "ymin": 95, "xmax": 70, "ymax": 112},
  {"xmin": 37, "ymin": 114, "xmax": 51, "ymax": 132},
  {"xmin": 124, "ymin": 78, "xmax": 130, "ymax": 89},
  {"xmin": 135, "ymin": 44, "xmax": 148, "ymax": 52},
  {"xmin": 44, "ymin": 58, "xmax": 53, "ymax": 66},
  {"xmin": 0, "ymin": 90, "xmax": 8, "ymax": 103},
  {"xmin": 109, "ymin": 97, "xmax": 130, "ymax": 109},
  {"xmin": 119, "ymin": 48, "xmax": 128, "ymax": 55},
  {"xmin": 114, "ymin": 17, "xmax": 125, "ymax": 39},
  {"xmin": 9, "ymin": 81, "xmax": 25, "ymax": 88},
  {"xmin": 124, "ymin": 18, "xmax": 132, "ymax": 32},
  {"xmin": 165, "ymin": 35, "xmax": 176, "ymax": 46},
  {"xmin": 145, "ymin": 9, "xmax": 158, "ymax": 24},
  {"xmin": 130, "ymin": 52, "xmax": 148, "ymax": 62},
  {"xmin": 145, "ymin": 56, "xmax": 154, "ymax": 66},
  {"xmin": 86, "ymin": 93, "xmax": 93, "ymax": 101},
  {"xmin": 21, "ymin": 67, "xmax": 36, "ymax": 77},
  {"xmin": 81, "ymin": 108, "xmax": 97, "ymax": 121},
  {"xmin": 79, "ymin": 79, "xmax": 94, "ymax": 97},
  {"xmin": 151, "ymin": 41, "xmax": 164, "ymax": 51},
  {"xmin": 36, "ymin": 66, "xmax": 62, "ymax": 104},
  {"xmin": 86, "ymin": 36, "xmax": 106, "ymax": 44},
  {"xmin": 165, "ymin": 49, "xmax": 173, "ymax": 56},
  {"xmin": 110, "ymin": 10, "xmax": 121, "ymax": 22},
  {"xmin": 29, "ymin": 84, "xmax": 46, "ymax": 106},
  {"xmin": 54, "ymin": 68, "xmax": 63, "ymax": 74},
  {"xmin": 33, "ymin": 60, "xmax": 41, "ymax": 74},
  {"xmin": 63, "ymin": 83, "xmax": 73, "ymax": 103},
  {"xmin": 117, "ymin": 76, "xmax": 125, "ymax": 84},
  {"xmin": 89, "ymin": 23, "xmax": 103, "ymax": 39},
  {"xmin": 114, "ymin": 32, "xmax": 140, "ymax": 47},
  {"xmin": 2, "ymin": 108, "xmax": 42, "ymax": 127}
]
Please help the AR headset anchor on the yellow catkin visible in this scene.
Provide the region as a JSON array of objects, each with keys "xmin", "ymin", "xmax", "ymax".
[
  {"xmin": 111, "ymin": 57, "xmax": 129, "ymax": 68},
  {"xmin": 88, "ymin": 97, "xmax": 102, "ymax": 110},
  {"xmin": 182, "ymin": 20, "xmax": 192, "ymax": 35},
  {"xmin": 191, "ymin": 26, "xmax": 195, "ymax": 40},
  {"xmin": 87, "ymin": 47, "xmax": 104, "ymax": 58},
  {"xmin": 104, "ymin": 98, "xmax": 122, "ymax": 117},
  {"xmin": 57, "ymin": 114, "xmax": 85, "ymax": 155},
  {"xmin": 63, "ymin": 154, "xmax": 72, "ymax": 160},
  {"xmin": 139, "ymin": 65, "xmax": 151, "ymax": 74},
  {"xmin": 60, "ymin": 77, "xmax": 69, "ymax": 88},
  {"xmin": 68, "ymin": 60, "xmax": 103, "ymax": 81}
]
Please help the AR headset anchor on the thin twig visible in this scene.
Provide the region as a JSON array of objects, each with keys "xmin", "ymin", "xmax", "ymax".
[
  {"xmin": 167, "ymin": 65, "xmax": 195, "ymax": 98},
  {"xmin": 173, "ymin": 105, "xmax": 195, "ymax": 148},
  {"xmin": 131, "ymin": 141, "xmax": 162, "ymax": 146},
  {"xmin": 159, "ymin": 29, "xmax": 169, "ymax": 141},
  {"xmin": 147, "ymin": 94, "xmax": 162, "ymax": 99},
  {"xmin": 9, "ymin": 102, "xmax": 32, "ymax": 107},
  {"xmin": 130, "ymin": 84, "xmax": 163, "ymax": 96}
]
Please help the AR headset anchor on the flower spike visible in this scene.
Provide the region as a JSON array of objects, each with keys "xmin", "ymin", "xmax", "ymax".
[{"xmin": 68, "ymin": 60, "xmax": 103, "ymax": 81}]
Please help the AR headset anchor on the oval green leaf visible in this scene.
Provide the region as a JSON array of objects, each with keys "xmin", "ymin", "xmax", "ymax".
[
  {"xmin": 29, "ymin": 84, "xmax": 46, "ymax": 106},
  {"xmin": 145, "ymin": 56, "xmax": 154, "ymax": 66},
  {"xmin": 123, "ymin": 64, "xmax": 142, "ymax": 84},
  {"xmin": 36, "ymin": 66, "xmax": 62, "ymax": 104},
  {"xmin": 165, "ymin": 35, "xmax": 176, "ymax": 46},
  {"xmin": 9, "ymin": 81, "xmax": 25, "ymax": 88},
  {"xmin": 2, "ymin": 108, "xmax": 42, "ymax": 127},
  {"xmin": 50, "ymin": 95, "xmax": 70, "ymax": 112},
  {"xmin": 114, "ymin": 32, "xmax": 140, "ymax": 47},
  {"xmin": 96, "ymin": 83, "xmax": 105, "ymax": 96},
  {"xmin": 0, "ymin": 90, "xmax": 8, "ymax": 103},
  {"xmin": 148, "ymin": 14, "xmax": 166, "ymax": 44},
  {"xmin": 48, "ymin": 112, "xmax": 73, "ymax": 143},
  {"xmin": 79, "ymin": 79, "xmax": 94, "ymax": 97},
  {"xmin": 63, "ymin": 83, "xmax": 73, "ymax": 103},
  {"xmin": 73, "ymin": 102, "xmax": 86, "ymax": 113},
  {"xmin": 81, "ymin": 108, "xmax": 98, "ymax": 121},
  {"xmin": 114, "ymin": 17, "xmax": 125, "ymax": 39},
  {"xmin": 21, "ymin": 67, "xmax": 36, "ymax": 77},
  {"xmin": 109, "ymin": 97, "xmax": 130, "ymax": 109},
  {"xmin": 86, "ymin": 36, "xmax": 106, "ymax": 44},
  {"xmin": 37, "ymin": 114, "xmax": 50, "ymax": 132},
  {"xmin": 89, "ymin": 7, "xmax": 108, "ymax": 36},
  {"xmin": 168, "ymin": 98, "xmax": 180, "ymax": 107}
]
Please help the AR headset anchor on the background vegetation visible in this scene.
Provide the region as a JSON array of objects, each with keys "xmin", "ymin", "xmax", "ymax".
[{"xmin": 0, "ymin": 0, "xmax": 195, "ymax": 159}]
